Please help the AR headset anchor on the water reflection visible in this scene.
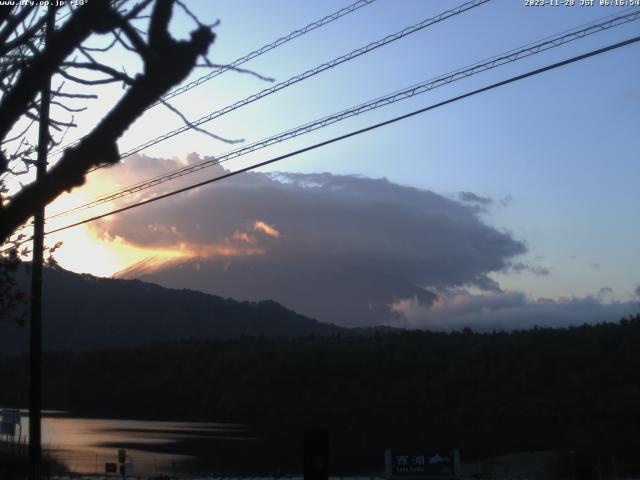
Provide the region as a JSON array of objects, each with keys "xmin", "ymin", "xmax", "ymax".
[{"xmin": 8, "ymin": 411, "xmax": 256, "ymax": 475}]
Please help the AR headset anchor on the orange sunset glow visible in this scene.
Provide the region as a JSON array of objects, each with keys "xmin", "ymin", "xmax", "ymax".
[{"xmin": 39, "ymin": 171, "xmax": 280, "ymax": 277}]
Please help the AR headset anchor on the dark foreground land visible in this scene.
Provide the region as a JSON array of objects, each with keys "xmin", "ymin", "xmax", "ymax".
[
  {"xmin": 0, "ymin": 448, "xmax": 67, "ymax": 480},
  {"xmin": 2, "ymin": 316, "xmax": 640, "ymax": 477}
]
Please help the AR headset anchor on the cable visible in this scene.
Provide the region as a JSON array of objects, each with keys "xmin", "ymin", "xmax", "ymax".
[
  {"xmin": 35, "ymin": 34, "xmax": 640, "ymax": 239},
  {"xmin": 156, "ymin": 0, "xmax": 378, "ymax": 105},
  {"xmin": 43, "ymin": 0, "xmax": 490, "ymax": 170},
  {"xmin": 5, "ymin": 31, "xmax": 640, "ymax": 258},
  {"xmin": 47, "ymin": 0, "xmax": 379, "ymax": 158},
  {"xmin": 114, "ymin": 0, "xmax": 491, "ymax": 161},
  {"xmin": 46, "ymin": 7, "xmax": 640, "ymax": 221}
]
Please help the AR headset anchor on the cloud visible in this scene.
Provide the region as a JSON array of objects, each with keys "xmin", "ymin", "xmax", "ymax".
[
  {"xmin": 597, "ymin": 287, "xmax": 613, "ymax": 302},
  {"xmin": 530, "ymin": 266, "xmax": 550, "ymax": 276},
  {"xmin": 457, "ymin": 192, "xmax": 513, "ymax": 211},
  {"xmin": 253, "ymin": 221, "xmax": 281, "ymax": 238},
  {"xmin": 90, "ymin": 154, "xmax": 528, "ymax": 326},
  {"xmin": 508, "ymin": 262, "xmax": 550, "ymax": 277},
  {"xmin": 388, "ymin": 290, "xmax": 636, "ymax": 331},
  {"xmin": 459, "ymin": 191, "xmax": 492, "ymax": 206},
  {"xmin": 500, "ymin": 195, "xmax": 513, "ymax": 207}
]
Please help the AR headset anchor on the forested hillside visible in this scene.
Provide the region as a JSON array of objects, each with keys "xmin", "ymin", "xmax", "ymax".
[{"xmin": 2, "ymin": 317, "xmax": 640, "ymax": 475}]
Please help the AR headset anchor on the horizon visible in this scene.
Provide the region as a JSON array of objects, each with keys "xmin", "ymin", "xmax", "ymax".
[{"xmin": 4, "ymin": 0, "xmax": 640, "ymax": 329}]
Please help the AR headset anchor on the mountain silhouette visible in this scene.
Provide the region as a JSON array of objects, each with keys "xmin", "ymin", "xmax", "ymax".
[
  {"xmin": 116, "ymin": 255, "xmax": 437, "ymax": 327},
  {"xmin": 0, "ymin": 266, "xmax": 347, "ymax": 352}
]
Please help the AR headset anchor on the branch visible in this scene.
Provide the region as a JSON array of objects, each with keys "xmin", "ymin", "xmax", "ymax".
[
  {"xmin": 149, "ymin": 0, "xmax": 172, "ymax": 48},
  {"xmin": 1, "ymin": 118, "xmax": 36, "ymax": 144},
  {"xmin": 125, "ymin": 0, "xmax": 155, "ymax": 20},
  {"xmin": 80, "ymin": 35, "xmax": 118, "ymax": 52},
  {"xmin": 115, "ymin": 18, "xmax": 150, "ymax": 58},
  {"xmin": 61, "ymin": 61, "xmax": 136, "ymax": 84},
  {"xmin": 0, "ymin": 1, "xmax": 215, "ymax": 242},
  {"xmin": 0, "ymin": 1, "xmax": 120, "ymax": 143},
  {"xmin": 49, "ymin": 117, "xmax": 77, "ymax": 129},
  {"xmin": 50, "ymin": 100, "xmax": 87, "ymax": 113},
  {"xmin": 200, "ymin": 61, "xmax": 274, "ymax": 83},
  {"xmin": 57, "ymin": 67, "xmax": 132, "ymax": 86},
  {"xmin": 53, "ymin": 91, "xmax": 98, "ymax": 99},
  {"xmin": 0, "ymin": 13, "xmax": 48, "ymax": 58},
  {"xmin": 0, "ymin": 6, "xmax": 35, "ymax": 48},
  {"xmin": 160, "ymin": 99, "xmax": 244, "ymax": 144}
]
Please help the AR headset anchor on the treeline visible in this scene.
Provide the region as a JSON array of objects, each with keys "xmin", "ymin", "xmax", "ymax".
[{"xmin": 2, "ymin": 316, "xmax": 640, "ymax": 475}]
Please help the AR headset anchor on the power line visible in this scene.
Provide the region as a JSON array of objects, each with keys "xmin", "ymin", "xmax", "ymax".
[
  {"xmin": 45, "ymin": 7, "xmax": 640, "ymax": 221},
  {"xmin": 43, "ymin": 0, "xmax": 490, "ymax": 183},
  {"xmin": 38, "ymin": 34, "xmax": 640, "ymax": 239},
  {"xmin": 3, "ymin": 32, "xmax": 639, "ymax": 253},
  {"xmin": 114, "ymin": 0, "xmax": 490, "ymax": 161},
  {"xmin": 156, "ymin": 0, "xmax": 379, "ymax": 105},
  {"xmin": 47, "ymin": 0, "xmax": 379, "ymax": 158}
]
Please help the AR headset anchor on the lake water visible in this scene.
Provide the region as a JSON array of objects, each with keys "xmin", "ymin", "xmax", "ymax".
[{"xmin": 4, "ymin": 411, "xmax": 257, "ymax": 476}]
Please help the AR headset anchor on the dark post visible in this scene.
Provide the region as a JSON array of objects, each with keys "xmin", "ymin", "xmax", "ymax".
[
  {"xmin": 304, "ymin": 427, "xmax": 328, "ymax": 480},
  {"xmin": 29, "ymin": 7, "xmax": 54, "ymax": 480}
]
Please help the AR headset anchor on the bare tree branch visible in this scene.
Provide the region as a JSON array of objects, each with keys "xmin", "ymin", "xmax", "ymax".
[
  {"xmin": 123, "ymin": 0, "xmax": 155, "ymax": 20},
  {"xmin": 160, "ymin": 99, "xmax": 244, "ymax": 144},
  {"xmin": 52, "ymin": 91, "xmax": 98, "ymax": 99},
  {"xmin": 61, "ymin": 61, "xmax": 136, "ymax": 84},
  {"xmin": 50, "ymin": 100, "xmax": 87, "ymax": 113},
  {"xmin": 57, "ymin": 67, "xmax": 131, "ymax": 86},
  {"xmin": 0, "ymin": 0, "xmax": 216, "ymax": 242},
  {"xmin": 80, "ymin": 35, "xmax": 119, "ymax": 52},
  {"xmin": 0, "ymin": 1, "xmax": 121, "ymax": 143},
  {"xmin": 0, "ymin": 6, "xmax": 35, "ymax": 48}
]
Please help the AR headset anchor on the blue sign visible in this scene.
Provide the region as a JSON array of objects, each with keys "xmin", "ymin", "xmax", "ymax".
[
  {"xmin": 1, "ymin": 409, "xmax": 20, "ymax": 437},
  {"xmin": 385, "ymin": 449, "xmax": 460, "ymax": 478},
  {"xmin": 1, "ymin": 409, "xmax": 20, "ymax": 425}
]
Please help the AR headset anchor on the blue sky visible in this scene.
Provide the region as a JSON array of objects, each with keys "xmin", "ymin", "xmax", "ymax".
[{"xmin": 37, "ymin": 0, "xmax": 640, "ymax": 317}]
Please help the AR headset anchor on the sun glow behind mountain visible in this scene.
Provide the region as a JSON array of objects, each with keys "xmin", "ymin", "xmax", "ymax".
[
  {"xmin": 32, "ymin": 166, "xmax": 185, "ymax": 277},
  {"xmin": 42, "ymin": 164, "xmax": 284, "ymax": 277},
  {"xmin": 48, "ymin": 226, "xmax": 186, "ymax": 278},
  {"xmin": 45, "ymin": 206, "xmax": 175, "ymax": 279}
]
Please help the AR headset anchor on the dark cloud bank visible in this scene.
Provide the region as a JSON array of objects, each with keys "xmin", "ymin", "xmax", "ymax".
[{"xmin": 99, "ymin": 154, "xmax": 635, "ymax": 329}]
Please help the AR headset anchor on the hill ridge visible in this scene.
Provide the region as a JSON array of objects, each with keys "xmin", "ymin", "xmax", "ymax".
[{"xmin": 0, "ymin": 265, "xmax": 346, "ymax": 353}]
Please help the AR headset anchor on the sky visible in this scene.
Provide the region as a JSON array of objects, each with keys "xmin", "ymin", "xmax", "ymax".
[{"xmin": 5, "ymin": 0, "xmax": 640, "ymax": 329}]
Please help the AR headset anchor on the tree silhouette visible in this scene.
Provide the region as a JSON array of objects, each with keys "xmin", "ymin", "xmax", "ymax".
[
  {"xmin": 0, "ymin": 0, "xmax": 231, "ymax": 322},
  {"xmin": 0, "ymin": 0, "xmax": 217, "ymax": 243}
]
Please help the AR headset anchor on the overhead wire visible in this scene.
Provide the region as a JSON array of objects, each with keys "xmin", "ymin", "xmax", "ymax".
[
  {"xmin": 33, "ymin": 34, "xmax": 640, "ymax": 239},
  {"xmin": 40, "ymin": 0, "xmax": 492, "ymax": 176},
  {"xmin": 43, "ymin": 7, "xmax": 640, "ymax": 222},
  {"xmin": 155, "ymin": 0, "xmax": 378, "ymax": 105},
  {"xmin": 3, "ymin": 33, "xmax": 640, "ymax": 253},
  {"xmin": 31, "ymin": 0, "xmax": 498, "ymax": 221},
  {"xmin": 111, "ymin": 0, "xmax": 491, "ymax": 162},
  {"xmin": 47, "ymin": 0, "xmax": 380, "ymax": 158}
]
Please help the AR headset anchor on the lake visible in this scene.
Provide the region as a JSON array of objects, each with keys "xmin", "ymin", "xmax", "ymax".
[{"xmin": 5, "ymin": 410, "xmax": 257, "ymax": 476}]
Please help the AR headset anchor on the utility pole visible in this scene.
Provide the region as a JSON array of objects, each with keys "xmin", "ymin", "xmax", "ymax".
[{"xmin": 30, "ymin": 7, "xmax": 54, "ymax": 480}]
